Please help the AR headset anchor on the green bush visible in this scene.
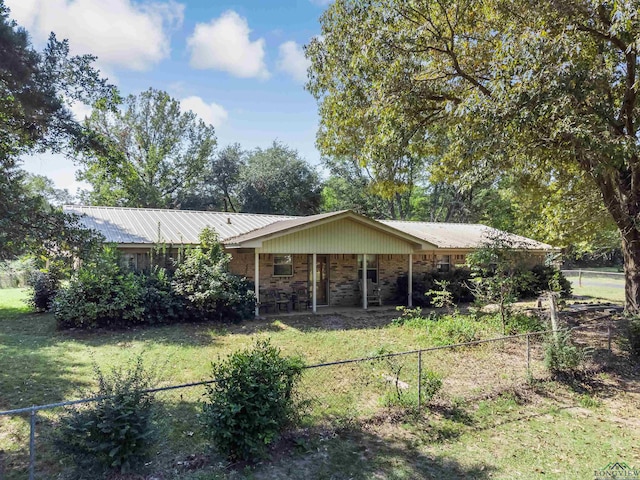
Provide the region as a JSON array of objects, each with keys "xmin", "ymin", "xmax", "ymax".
[
  {"xmin": 544, "ymin": 330, "xmax": 585, "ymax": 374},
  {"xmin": 139, "ymin": 266, "xmax": 189, "ymax": 324},
  {"xmin": 28, "ymin": 262, "xmax": 63, "ymax": 312},
  {"xmin": 202, "ymin": 339, "xmax": 305, "ymax": 461},
  {"xmin": 624, "ymin": 316, "xmax": 640, "ymax": 357},
  {"xmin": 504, "ymin": 312, "xmax": 545, "ymax": 335},
  {"xmin": 514, "ymin": 265, "xmax": 572, "ymax": 299},
  {"xmin": 54, "ymin": 246, "xmax": 145, "ymax": 329},
  {"xmin": 55, "ymin": 356, "xmax": 156, "ymax": 474},
  {"xmin": 172, "ymin": 228, "xmax": 256, "ymax": 322},
  {"xmin": 396, "ymin": 269, "xmax": 474, "ymax": 307}
]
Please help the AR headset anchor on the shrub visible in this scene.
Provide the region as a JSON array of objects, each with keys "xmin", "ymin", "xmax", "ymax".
[
  {"xmin": 396, "ymin": 269, "xmax": 474, "ymax": 307},
  {"xmin": 139, "ymin": 266, "xmax": 189, "ymax": 324},
  {"xmin": 55, "ymin": 356, "xmax": 156, "ymax": 474},
  {"xmin": 28, "ymin": 262, "xmax": 63, "ymax": 312},
  {"xmin": 54, "ymin": 246, "xmax": 145, "ymax": 329},
  {"xmin": 544, "ymin": 330, "xmax": 585, "ymax": 375},
  {"xmin": 172, "ymin": 228, "xmax": 256, "ymax": 322},
  {"xmin": 202, "ymin": 339, "xmax": 305, "ymax": 461},
  {"xmin": 624, "ymin": 316, "xmax": 640, "ymax": 357},
  {"xmin": 516, "ymin": 265, "xmax": 572, "ymax": 298},
  {"xmin": 504, "ymin": 312, "xmax": 545, "ymax": 335}
]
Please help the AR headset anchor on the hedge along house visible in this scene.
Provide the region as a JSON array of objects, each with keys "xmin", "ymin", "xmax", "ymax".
[{"xmin": 64, "ymin": 206, "xmax": 554, "ymax": 315}]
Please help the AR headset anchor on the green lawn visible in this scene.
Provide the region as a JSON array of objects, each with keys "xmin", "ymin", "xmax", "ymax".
[{"xmin": 1, "ymin": 288, "xmax": 639, "ymax": 479}]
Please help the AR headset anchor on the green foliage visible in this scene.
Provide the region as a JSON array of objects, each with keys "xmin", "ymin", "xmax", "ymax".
[
  {"xmin": 426, "ymin": 279, "xmax": 455, "ymax": 311},
  {"xmin": 623, "ymin": 317, "xmax": 640, "ymax": 357},
  {"xmin": 0, "ymin": 4, "xmax": 116, "ymax": 260},
  {"xmin": 55, "ymin": 356, "xmax": 156, "ymax": 474},
  {"xmin": 202, "ymin": 339, "xmax": 305, "ymax": 461},
  {"xmin": 172, "ymin": 228, "xmax": 255, "ymax": 322},
  {"xmin": 139, "ymin": 266, "xmax": 188, "ymax": 325},
  {"xmin": 427, "ymin": 313, "xmax": 479, "ymax": 346},
  {"xmin": 78, "ymin": 88, "xmax": 216, "ymax": 208},
  {"xmin": 396, "ymin": 269, "xmax": 474, "ymax": 307},
  {"xmin": 27, "ymin": 262, "xmax": 64, "ymax": 312},
  {"xmin": 393, "ymin": 312, "xmax": 479, "ymax": 346},
  {"xmin": 54, "ymin": 246, "xmax": 145, "ymax": 329},
  {"xmin": 544, "ymin": 330, "xmax": 585, "ymax": 375},
  {"xmin": 237, "ymin": 141, "xmax": 322, "ymax": 215},
  {"xmin": 516, "ymin": 265, "xmax": 572, "ymax": 299},
  {"xmin": 503, "ymin": 312, "xmax": 545, "ymax": 335},
  {"xmin": 307, "ymin": 0, "xmax": 640, "ymax": 308}
]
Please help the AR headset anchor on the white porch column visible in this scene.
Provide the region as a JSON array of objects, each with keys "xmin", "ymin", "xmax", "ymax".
[
  {"xmin": 254, "ymin": 251, "xmax": 260, "ymax": 317},
  {"xmin": 312, "ymin": 253, "xmax": 317, "ymax": 313},
  {"xmin": 408, "ymin": 253, "xmax": 413, "ymax": 307},
  {"xmin": 362, "ymin": 254, "xmax": 368, "ymax": 310}
]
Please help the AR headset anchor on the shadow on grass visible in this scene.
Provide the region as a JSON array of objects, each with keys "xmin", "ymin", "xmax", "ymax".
[{"xmin": 248, "ymin": 424, "xmax": 496, "ymax": 480}]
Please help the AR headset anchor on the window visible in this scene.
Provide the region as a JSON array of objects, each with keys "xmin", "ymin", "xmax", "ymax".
[
  {"xmin": 437, "ymin": 255, "xmax": 451, "ymax": 272},
  {"xmin": 273, "ymin": 255, "xmax": 293, "ymax": 276},
  {"xmin": 357, "ymin": 254, "xmax": 378, "ymax": 282}
]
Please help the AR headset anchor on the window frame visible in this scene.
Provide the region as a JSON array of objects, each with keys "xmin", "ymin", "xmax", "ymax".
[
  {"xmin": 273, "ymin": 254, "xmax": 293, "ymax": 277},
  {"xmin": 357, "ymin": 254, "xmax": 378, "ymax": 283},
  {"xmin": 436, "ymin": 254, "xmax": 451, "ymax": 273}
]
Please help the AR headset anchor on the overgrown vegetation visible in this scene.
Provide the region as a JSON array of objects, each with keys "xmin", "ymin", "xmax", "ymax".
[
  {"xmin": 202, "ymin": 339, "xmax": 305, "ymax": 461},
  {"xmin": 52, "ymin": 229, "xmax": 255, "ymax": 329},
  {"xmin": 27, "ymin": 261, "xmax": 64, "ymax": 312},
  {"xmin": 544, "ymin": 330, "xmax": 585, "ymax": 375},
  {"xmin": 623, "ymin": 316, "xmax": 640, "ymax": 357},
  {"xmin": 54, "ymin": 356, "xmax": 157, "ymax": 474}
]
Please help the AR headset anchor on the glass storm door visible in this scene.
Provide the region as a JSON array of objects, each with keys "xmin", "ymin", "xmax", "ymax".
[{"xmin": 308, "ymin": 255, "xmax": 329, "ymax": 306}]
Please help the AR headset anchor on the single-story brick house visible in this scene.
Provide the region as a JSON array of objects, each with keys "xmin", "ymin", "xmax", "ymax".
[{"xmin": 64, "ymin": 206, "xmax": 555, "ymax": 315}]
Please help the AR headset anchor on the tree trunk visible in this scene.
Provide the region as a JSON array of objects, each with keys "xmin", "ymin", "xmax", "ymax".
[{"xmin": 621, "ymin": 228, "xmax": 640, "ymax": 314}]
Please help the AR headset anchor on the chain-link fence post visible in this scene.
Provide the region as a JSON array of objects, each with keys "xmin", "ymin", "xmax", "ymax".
[
  {"xmin": 417, "ymin": 350, "xmax": 422, "ymax": 411},
  {"xmin": 526, "ymin": 334, "xmax": 531, "ymax": 377},
  {"xmin": 608, "ymin": 320, "xmax": 612, "ymax": 352},
  {"xmin": 29, "ymin": 406, "xmax": 36, "ymax": 480}
]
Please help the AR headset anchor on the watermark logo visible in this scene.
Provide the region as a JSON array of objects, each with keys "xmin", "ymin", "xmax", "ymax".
[{"xmin": 594, "ymin": 462, "xmax": 640, "ymax": 480}]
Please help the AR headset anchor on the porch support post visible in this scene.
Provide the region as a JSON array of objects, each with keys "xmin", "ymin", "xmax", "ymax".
[
  {"xmin": 363, "ymin": 254, "xmax": 368, "ymax": 310},
  {"xmin": 312, "ymin": 253, "xmax": 317, "ymax": 313},
  {"xmin": 408, "ymin": 253, "xmax": 413, "ymax": 307},
  {"xmin": 254, "ymin": 251, "xmax": 260, "ymax": 317}
]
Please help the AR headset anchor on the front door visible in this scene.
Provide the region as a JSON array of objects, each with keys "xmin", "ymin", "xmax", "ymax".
[{"xmin": 308, "ymin": 255, "xmax": 329, "ymax": 306}]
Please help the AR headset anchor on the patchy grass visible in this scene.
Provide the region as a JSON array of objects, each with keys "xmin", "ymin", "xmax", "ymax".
[{"xmin": 1, "ymin": 288, "xmax": 639, "ymax": 479}]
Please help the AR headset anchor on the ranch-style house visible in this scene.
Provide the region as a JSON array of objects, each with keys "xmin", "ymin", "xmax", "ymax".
[{"xmin": 64, "ymin": 206, "xmax": 555, "ymax": 315}]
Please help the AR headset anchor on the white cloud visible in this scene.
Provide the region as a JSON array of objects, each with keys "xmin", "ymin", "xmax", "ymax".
[
  {"xmin": 5, "ymin": 0, "xmax": 183, "ymax": 71},
  {"xmin": 181, "ymin": 96, "xmax": 228, "ymax": 128},
  {"xmin": 187, "ymin": 10, "xmax": 269, "ymax": 79},
  {"xmin": 67, "ymin": 101, "xmax": 93, "ymax": 121},
  {"xmin": 277, "ymin": 41, "xmax": 311, "ymax": 84}
]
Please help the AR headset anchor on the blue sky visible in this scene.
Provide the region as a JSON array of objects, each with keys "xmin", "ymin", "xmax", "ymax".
[{"xmin": 7, "ymin": 0, "xmax": 331, "ymax": 195}]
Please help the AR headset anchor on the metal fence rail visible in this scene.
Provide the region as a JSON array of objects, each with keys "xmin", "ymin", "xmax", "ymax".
[{"xmin": 0, "ymin": 325, "xmax": 615, "ymax": 480}]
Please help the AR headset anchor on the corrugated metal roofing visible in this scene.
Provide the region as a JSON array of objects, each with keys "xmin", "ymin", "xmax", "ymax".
[
  {"xmin": 63, "ymin": 206, "xmax": 554, "ymax": 251},
  {"xmin": 379, "ymin": 220, "xmax": 554, "ymax": 250},
  {"xmin": 63, "ymin": 206, "xmax": 295, "ymax": 244}
]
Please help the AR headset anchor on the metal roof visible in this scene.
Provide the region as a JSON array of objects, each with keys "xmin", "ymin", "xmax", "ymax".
[
  {"xmin": 63, "ymin": 206, "xmax": 554, "ymax": 251},
  {"xmin": 379, "ymin": 220, "xmax": 554, "ymax": 250},
  {"xmin": 63, "ymin": 206, "xmax": 295, "ymax": 244}
]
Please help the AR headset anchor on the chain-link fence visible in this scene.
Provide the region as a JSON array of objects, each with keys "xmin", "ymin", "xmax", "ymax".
[{"xmin": 0, "ymin": 324, "xmax": 617, "ymax": 479}]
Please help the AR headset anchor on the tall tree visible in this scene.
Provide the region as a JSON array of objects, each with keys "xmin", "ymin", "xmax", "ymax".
[
  {"xmin": 307, "ymin": 0, "xmax": 640, "ymax": 311},
  {"xmin": 321, "ymin": 156, "xmax": 402, "ymax": 219},
  {"xmin": 0, "ymin": 1, "xmax": 115, "ymax": 259},
  {"xmin": 78, "ymin": 88, "xmax": 217, "ymax": 208},
  {"xmin": 238, "ymin": 141, "xmax": 322, "ymax": 216}
]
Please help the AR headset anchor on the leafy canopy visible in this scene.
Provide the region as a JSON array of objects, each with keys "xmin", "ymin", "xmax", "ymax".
[{"xmin": 78, "ymin": 88, "xmax": 217, "ymax": 208}]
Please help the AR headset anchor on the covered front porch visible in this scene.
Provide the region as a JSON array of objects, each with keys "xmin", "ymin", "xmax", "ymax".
[{"xmin": 222, "ymin": 210, "xmax": 435, "ymax": 316}]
